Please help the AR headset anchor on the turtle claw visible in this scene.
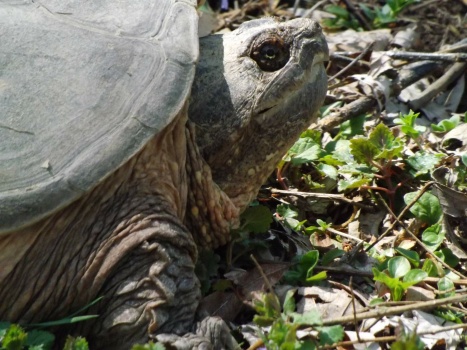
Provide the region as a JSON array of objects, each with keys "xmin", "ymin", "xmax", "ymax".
[{"xmin": 155, "ymin": 316, "xmax": 239, "ymax": 350}]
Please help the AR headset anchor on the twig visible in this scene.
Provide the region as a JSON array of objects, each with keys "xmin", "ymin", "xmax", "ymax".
[
  {"xmin": 409, "ymin": 61, "xmax": 467, "ymax": 110},
  {"xmin": 383, "ymin": 51, "xmax": 467, "ymax": 62},
  {"xmin": 250, "ymin": 254, "xmax": 274, "ymax": 293},
  {"xmin": 322, "ymin": 293, "xmax": 467, "ymax": 325},
  {"xmin": 364, "ymin": 181, "xmax": 434, "ymax": 253},
  {"xmin": 349, "ymin": 277, "xmax": 362, "ymax": 342},
  {"xmin": 269, "ymin": 188, "xmax": 374, "ymax": 210},
  {"xmin": 304, "ymin": 0, "xmax": 328, "ymax": 18},
  {"xmin": 328, "ymin": 42, "xmax": 375, "ymax": 82},
  {"xmin": 319, "ymin": 323, "xmax": 467, "ymax": 349}
]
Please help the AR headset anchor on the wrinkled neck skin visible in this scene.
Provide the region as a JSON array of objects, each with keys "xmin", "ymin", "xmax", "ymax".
[{"xmin": 189, "ymin": 18, "xmax": 328, "ymax": 211}]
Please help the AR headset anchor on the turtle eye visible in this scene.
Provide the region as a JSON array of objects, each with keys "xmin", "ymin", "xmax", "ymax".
[{"xmin": 250, "ymin": 34, "xmax": 290, "ymax": 72}]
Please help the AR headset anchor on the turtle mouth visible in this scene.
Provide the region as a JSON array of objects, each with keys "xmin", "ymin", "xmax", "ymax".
[{"xmin": 257, "ymin": 105, "xmax": 276, "ymax": 115}]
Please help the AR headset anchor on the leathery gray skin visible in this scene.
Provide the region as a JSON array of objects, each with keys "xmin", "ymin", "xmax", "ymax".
[
  {"xmin": 0, "ymin": 18, "xmax": 327, "ymax": 349},
  {"xmin": 190, "ymin": 17, "xmax": 329, "ymax": 212}
]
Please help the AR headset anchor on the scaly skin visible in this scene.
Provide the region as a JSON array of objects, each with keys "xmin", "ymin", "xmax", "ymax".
[{"xmin": 0, "ymin": 105, "xmax": 237, "ymax": 348}]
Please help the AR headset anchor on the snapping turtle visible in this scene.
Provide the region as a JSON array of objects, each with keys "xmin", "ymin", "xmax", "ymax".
[{"xmin": 0, "ymin": 0, "xmax": 328, "ymax": 348}]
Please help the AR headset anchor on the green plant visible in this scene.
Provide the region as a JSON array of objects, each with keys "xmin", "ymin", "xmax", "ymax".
[
  {"xmin": 253, "ymin": 290, "xmax": 343, "ymax": 349},
  {"xmin": 373, "ymin": 256, "xmax": 427, "ymax": 301},
  {"xmin": 0, "ymin": 323, "xmax": 56, "ymax": 350},
  {"xmin": 283, "ymin": 250, "xmax": 327, "ymax": 285}
]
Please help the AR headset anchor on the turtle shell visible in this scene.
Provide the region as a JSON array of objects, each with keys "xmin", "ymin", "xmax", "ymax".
[{"xmin": 0, "ymin": 0, "xmax": 199, "ymax": 233}]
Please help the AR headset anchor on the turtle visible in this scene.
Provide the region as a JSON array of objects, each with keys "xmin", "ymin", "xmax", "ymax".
[{"xmin": 0, "ymin": 0, "xmax": 328, "ymax": 348}]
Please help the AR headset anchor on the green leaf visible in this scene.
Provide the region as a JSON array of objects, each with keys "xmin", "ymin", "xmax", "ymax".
[
  {"xmin": 305, "ymin": 270, "xmax": 327, "ymax": 283},
  {"xmin": 30, "ymin": 315, "xmax": 98, "ymax": 328},
  {"xmin": 317, "ymin": 325, "xmax": 344, "ymax": 345},
  {"xmin": 388, "ymin": 256, "xmax": 411, "ymax": 278},
  {"xmin": 25, "ymin": 330, "xmax": 55, "ymax": 350},
  {"xmin": 369, "ymin": 298, "xmax": 385, "ymax": 306},
  {"xmin": 394, "ymin": 110, "xmax": 426, "ymax": 139},
  {"xmin": 292, "ymin": 144, "xmax": 324, "ymax": 165},
  {"xmin": 0, "ymin": 322, "xmax": 11, "ymax": 339},
  {"xmin": 241, "ymin": 205, "xmax": 273, "ymax": 233},
  {"xmin": 401, "ymin": 269, "xmax": 427, "ymax": 286},
  {"xmin": 373, "ymin": 268, "xmax": 405, "ymax": 301},
  {"xmin": 337, "ymin": 176, "xmax": 371, "ymax": 191},
  {"xmin": 422, "ymin": 223, "xmax": 445, "ymax": 252},
  {"xmin": 438, "ymin": 248, "xmax": 459, "ymax": 267},
  {"xmin": 369, "ymin": 123, "xmax": 394, "ymax": 150},
  {"xmin": 404, "ymin": 191, "xmax": 442, "ymax": 225},
  {"xmin": 301, "ymin": 250, "xmax": 319, "ymax": 270},
  {"xmin": 324, "ymin": 4, "xmax": 350, "ymax": 18},
  {"xmin": 438, "ymin": 277, "xmax": 455, "ymax": 298},
  {"xmin": 431, "ymin": 115, "xmax": 460, "ymax": 133},
  {"xmin": 321, "ymin": 249, "xmax": 345, "ymax": 266},
  {"xmin": 276, "ymin": 204, "xmax": 306, "ymax": 230},
  {"xmin": 2, "ymin": 324, "xmax": 27, "ymax": 350},
  {"xmin": 395, "ymin": 247, "xmax": 420, "ymax": 267},
  {"xmin": 422, "ymin": 258, "xmax": 442, "ymax": 277},
  {"xmin": 315, "ymin": 163, "xmax": 338, "ymax": 180},
  {"xmin": 406, "ymin": 152, "xmax": 443, "ymax": 177},
  {"xmin": 339, "ymin": 115, "xmax": 365, "ymax": 138},
  {"xmin": 283, "ymin": 289, "xmax": 296, "ymax": 316},
  {"xmin": 350, "ymin": 138, "xmax": 379, "ymax": 165},
  {"xmin": 131, "ymin": 342, "xmax": 166, "ymax": 350},
  {"xmin": 63, "ymin": 336, "xmax": 90, "ymax": 350},
  {"xmin": 291, "ymin": 310, "xmax": 322, "ymax": 326}
]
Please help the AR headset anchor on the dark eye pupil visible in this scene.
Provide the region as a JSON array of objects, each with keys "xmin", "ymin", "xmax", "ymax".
[
  {"xmin": 250, "ymin": 35, "xmax": 290, "ymax": 72},
  {"xmin": 263, "ymin": 46, "xmax": 277, "ymax": 59}
]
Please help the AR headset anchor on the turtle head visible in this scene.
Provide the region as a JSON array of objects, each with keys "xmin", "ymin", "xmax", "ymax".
[{"xmin": 189, "ymin": 18, "xmax": 328, "ymax": 210}]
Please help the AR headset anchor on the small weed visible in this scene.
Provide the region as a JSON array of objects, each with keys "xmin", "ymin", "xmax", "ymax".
[{"xmin": 253, "ymin": 290, "xmax": 344, "ymax": 349}]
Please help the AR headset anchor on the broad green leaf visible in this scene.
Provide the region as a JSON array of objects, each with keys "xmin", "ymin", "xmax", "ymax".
[
  {"xmin": 431, "ymin": 115, "xmax": 460, "ymax": 133},
  {"xmin": 439, "ymin": 248, "xmax": 459, "ymax": 267},
  {"xmin": 276, "ymin": 204, "xmax": 302, "ymax": 230},
  {"xmin": 240, "ymin": 205, "xmax": 273, "ymax": 233},
  {"xmin": 339, "ymin": 114, "xmax": 365, "ymax": 138},
  {"xmin": 305, "ymin": 270, "xmax": 327, "ymax": 282},
  {"xmin": 404, "ymin": 191, "xmax": 442, "ymax": 225},
  {"xmin": 369, "ymin": 123, "xmax": 394, "ymax": 150},
  {"xmin": 0, "ymin": 322, "xmax": 11, "ymax": 339},
  {"xmin": 291, "ymin": 310, "xmax": 322, "ymax": 326},
  {"xmin": 395, "ymin": 247, "xmax": 420, "ymax": 267},
  {"xmin": 301, "ymin": 250, "xmax": 319, "ymax": 269},
  {"xmin": 324, "ymin": 4, "xmax": 350, "ymax": 18},
  {"xmin": 291, "ymin": 144, "xmax": 324, "ymax": 165},
  {"xmin": 337, "ymin": 176, "xmax": 370, "ymax": 191},
  {"xmin": 422, "ymin": 223, "xmax": 445, "ymax": 252},
  {"xmin": 438, "ymin": 277, "xmax": 455, "ymax": 297},
  {"xmin": 315, "ymin": 163, "xmax": 338, "ymax": 180},
  {"xmin": 422, "ymin": 258, "xmax": 442, "ymax": 277},
  {"xmin": 287, "ymin": 137, "xmax": 324, "ymax": 165},
  {"xmin": 317, "ymin": 325, "xmax": 344, "ymax": 345},
  {"xmin": 350, "ymin": 138, "xmax": 379, "ymax": 165},
  {"xmin": 322, "ymin": 249, "xmax": 345, "ymax": 266},
  {"xmin": 26, "ymin": 330, "xmax": 55, "ymax": 349},
  {"xmin": 402, "ymin": 269, "xmax": 427, "ymax": 285},
  {"xmin": 462, "ymin": 153, "xmax": 467, "ymax": 167},
  {"xmin": 407, "ymin": 152, "xmax": 443, "ymax": 177},
  {"xmin": 388, "ymin": 256, "xmax": 411, "ymax": 278}
]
